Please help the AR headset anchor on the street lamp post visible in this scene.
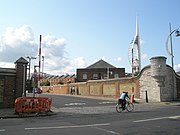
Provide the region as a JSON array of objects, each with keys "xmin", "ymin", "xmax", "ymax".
[
  {"xmin": 165, "ymin": 23, "xmax": 180, "ymax": 100},
  {"xmin": 165, "ymin": 24, "xmax": 180, "ymax": 69}
]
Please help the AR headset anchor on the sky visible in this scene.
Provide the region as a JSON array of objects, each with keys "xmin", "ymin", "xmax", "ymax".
[{"xmin": 0, "ymin": 0, "xmax": 180, "ymax": 75}]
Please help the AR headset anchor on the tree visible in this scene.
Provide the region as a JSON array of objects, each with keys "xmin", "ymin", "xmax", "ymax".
[{"xmin": 44, "ymin": 80, "xmax": 50, "ymax": 86}]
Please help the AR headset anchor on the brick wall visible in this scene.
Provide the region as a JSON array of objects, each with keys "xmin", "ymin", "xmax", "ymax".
[
  {"xmin": 41, "ymin": 77, "xmax": 139, "ymax": 100},
  {"xmin": 0, "ymin": 57, "xmax": 28, "ymax": 108},
  {"xmin": 52, "ymin": 85, "xmax": 69, "ymax": 94},
  {"xmin": 41, "ymin": 85, "xmax": 69, "ymax": 94},
  {"xmin": 69, "ymin": 78, "xmax": 139, "ymax": 99},
  {"xmin": 15, "ymin": 58, "xmax": 28, "ymax": 98},
  {"xmin": 4, "ymin": 76, "xmax": 16, "ymax": 107}
]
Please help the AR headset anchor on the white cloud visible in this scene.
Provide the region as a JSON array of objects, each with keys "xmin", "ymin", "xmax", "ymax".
[
  {"xmin": 0, "ymin": 62, "xmax": 14, "ymax": 68},
  {"xmin": 142, "ymin": 53, "xmax": 148, "ymax": 60},
  {"xmin": 61, "ymin": 57, "xmax": 88, "ymax": 74},
  {"xmin": 116, "ymin": 57, "xmax": 122, "ymax": 62},
  {"xmin": 101, "ymin": 56, "xmax": 106, "ymax": 61},
  {"xmin": 1, "ymin": 25, "xmax": 34, "ymax": 47},
  {"xmin": 175, "ymin": 64, "xmax": 180, "ymax": 72},
  {"xmin": 0, "ymin": 25, "xmax": 36, "ymax": 62},
  {"xmin": 0, "ymin": 25, "xmax": 78, "ymax": 75},
  {"xmin": 71, "ymin": 57, "xmax": 87, "ymax": 68},
  {"xmin": 140, "ymin": 39, "xmax": 145, "ymax": 46}
]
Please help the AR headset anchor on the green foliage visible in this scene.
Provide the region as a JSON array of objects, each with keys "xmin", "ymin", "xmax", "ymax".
[
  {"xmin": 58, "ymin": 81, "xmax": 64, "ymax": 85},
  {"xmin": 44, "ymin": 80, "xmax": 50, "ymax": 86}
]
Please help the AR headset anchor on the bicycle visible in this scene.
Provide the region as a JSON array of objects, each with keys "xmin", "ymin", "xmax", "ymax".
[{"xmin": 115, "ymin": 100, "xmax": 134, "ymax": 113}]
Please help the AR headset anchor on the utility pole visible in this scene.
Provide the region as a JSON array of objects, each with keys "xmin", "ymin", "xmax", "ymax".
[{"xmin": 26, "ymin": 56, "xmax": 36, "ymax": 80}]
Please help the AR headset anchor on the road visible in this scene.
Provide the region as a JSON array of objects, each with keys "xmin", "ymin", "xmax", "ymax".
[{"xmin": 0, "ymin": 94, "xmax": 180, "ymax": 135}]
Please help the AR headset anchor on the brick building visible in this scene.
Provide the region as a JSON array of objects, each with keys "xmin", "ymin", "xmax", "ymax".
[
  {"xmin": 41, "ymin": 74, "xmax": 76, "ymax": 86},
  {"xmin": 0, "ymin": 57, "xmax": 28, "ymax": 108},
  {"xmin": 76, "ymin": 59, "xmax": 125, "ymax": 82}
]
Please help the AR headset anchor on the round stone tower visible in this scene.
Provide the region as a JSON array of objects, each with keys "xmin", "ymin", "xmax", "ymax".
[
  {"xmin": 149, "ymin": 56, "xmax": 176, "ymax": 101},
  {"xmin": 150, "ymin": 56, "xmax": 167, "ymax": 79}
]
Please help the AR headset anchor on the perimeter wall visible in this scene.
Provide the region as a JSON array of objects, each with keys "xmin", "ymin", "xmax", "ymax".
[{"xmin": 41, "ymin": 56, "xmax": 180, "ymax": 102}]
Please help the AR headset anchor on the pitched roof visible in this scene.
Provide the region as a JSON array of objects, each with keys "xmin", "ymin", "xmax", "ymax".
[
  {"xmin": 14, "ymin": 57, "xmax": 28, "ymax": 64},
  {"xmin": 86, "ymin": 59, "xmax": 116, "ymax": 69}
]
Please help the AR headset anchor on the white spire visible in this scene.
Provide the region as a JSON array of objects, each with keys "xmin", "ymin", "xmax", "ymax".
[
  {"xmin": 136, "ymin": 16, "xmax": 139, "ymax": 36},
  {"xmin": 132, "ymin": 16, "xmax": 141, "ymax": 74},
  {"xmin": 136, "ymin": 16, "xmax": 141, "ymax": 70}
]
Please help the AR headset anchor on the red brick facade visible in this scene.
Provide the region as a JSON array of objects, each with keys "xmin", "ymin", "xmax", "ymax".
[
  {"xmin": 76, "ymin": 59, "xmax": 125, "ymax": 82},
  {"xmin": 77, "ymin": 68, "xmax": 125, "ymax": 82}
]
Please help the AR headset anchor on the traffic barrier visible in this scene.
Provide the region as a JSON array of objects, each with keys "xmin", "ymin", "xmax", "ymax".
[{"xmin": 15, "ymin": 97, "xmax": 52, "ymax": 114}]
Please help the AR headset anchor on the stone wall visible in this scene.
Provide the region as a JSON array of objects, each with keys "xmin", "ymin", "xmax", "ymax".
[
  {"xmin": 139, "ymin": 56, "xmax": 179, "ymax": 102},
  {"xmin": 139, "ymin": 66, "xmax": 161, "ymax": 102},
  {"xmin": 41, "ymin": 56, "xmax": 180, "ymax": 102},
  {"xmin": 161, "ymin": 66, "xmax": 176, "ymax": 101},
  {"xmin": 176, "ymin": 75, "xmax": 180, "ymax": 99}
]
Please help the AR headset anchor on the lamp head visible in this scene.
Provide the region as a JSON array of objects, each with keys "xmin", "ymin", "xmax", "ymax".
[
  {"xmin": 31, "ymin": 57, "xmax": 36, "ymax": 59},
  {"xmin": 175, "ymin": 30, "xmax": 180, "ymax": 37}
]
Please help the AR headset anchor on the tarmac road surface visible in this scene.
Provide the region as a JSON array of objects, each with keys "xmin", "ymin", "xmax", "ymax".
[{"xmin": 0, "ymin": 94, "xmax": 180, "ymax": 135}]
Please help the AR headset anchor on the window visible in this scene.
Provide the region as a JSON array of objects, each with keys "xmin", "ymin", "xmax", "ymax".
[
  {"xmin": 93, "ymin": 74, "xmax": 98, "ymax": 79},
  {"xmin": 114, "ymin": 74, "xmax": 119, "ymax": 78},
  {"xmin": 0, "ymin": 79, "xmax": 4, "ymax": 103},
  {"xmin": 82, "ymin": 73, "xmax": 87, "ymax": 80},
  {"xmin": 103, "ymin": 74, "xmax": 107, "ymax": 79}
]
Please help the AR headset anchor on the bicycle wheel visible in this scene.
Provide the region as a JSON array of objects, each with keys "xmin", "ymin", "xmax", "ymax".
[
  {"xmin": 126, "ymin": 103, "xmax": 134, "ymax": 112},
  {"xmin": 116, "ymin": 104, "xmax": 123, "ymax": 113}
]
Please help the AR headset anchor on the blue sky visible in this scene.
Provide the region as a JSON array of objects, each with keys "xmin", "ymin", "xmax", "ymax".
[{"xmin": 0, "ymin": 0, "xmax": 180, "ymax": 75}]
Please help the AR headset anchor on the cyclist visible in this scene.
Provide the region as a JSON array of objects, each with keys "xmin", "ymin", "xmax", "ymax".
[{"xmin": 118, "ymin": 92, "xmax": 130, "ymax": 110}]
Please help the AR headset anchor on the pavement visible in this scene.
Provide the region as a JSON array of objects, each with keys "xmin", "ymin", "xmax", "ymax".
[
  {"xmin": 0, "ymin": 95, "xmax": 180, "ymax": 119},
  {"xmin": 0, "ymin": 108, "xmax": 55, "ymax": 119}
]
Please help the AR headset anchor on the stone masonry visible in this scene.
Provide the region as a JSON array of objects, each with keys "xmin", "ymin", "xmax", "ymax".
[{"xmin": 140, "ymin": 56, "xmax": 179, "ymax": 102}]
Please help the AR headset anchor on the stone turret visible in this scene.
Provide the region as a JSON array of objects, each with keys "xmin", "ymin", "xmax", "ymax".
[
  {"xmin": 149, "ymin": 56, "xmax": 176, "ymax": 101},
  {"xmin": 150, "ymin": 56, "xmax": 167, "ymax": 86}
]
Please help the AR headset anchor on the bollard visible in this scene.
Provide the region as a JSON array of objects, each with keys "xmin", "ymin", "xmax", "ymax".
[
  {"xmin": 145, "ymin": 90, "xmax": 148, "ymax": 103},
  {"xmin": 130, "ymin": 94, "xmax": 134, "ymax": 103}
]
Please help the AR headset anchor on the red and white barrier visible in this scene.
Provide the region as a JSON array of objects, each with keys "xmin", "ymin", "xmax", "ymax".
[{"xmin": 15, "ymin": 97, "xmax": 52, "ymax": 114}]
